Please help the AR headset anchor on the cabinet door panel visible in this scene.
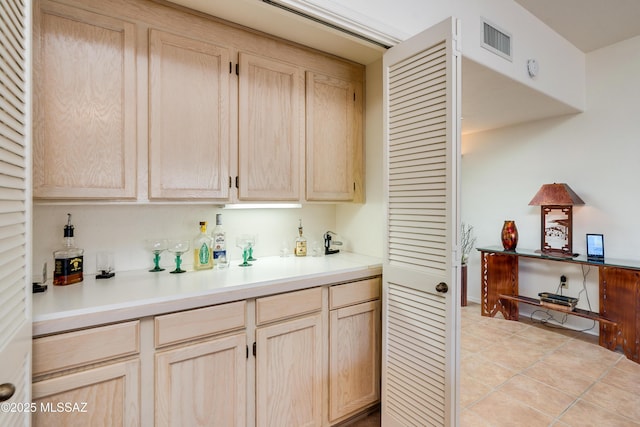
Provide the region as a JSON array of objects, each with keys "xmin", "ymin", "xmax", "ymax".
[
  {"xmin": 33, "ymin": 1, "xmax": 136, "ymax": 199},
  {"xmin": 256, "ymin": 314, "xmax": 322, "ymax": 427},
  {"xmin": 155, "ymin": 333, "xmax": 246, "ymax": 427},
  {"xmin": 149, "ymin": 29, "xmax": 230, "ymax": 199},
  {"xmin": 32, "ymin": 359, "xmax": 140, "ymax": 427},
  {"xmin": 238, "ymin": 53, "xmax": 303, "ymax": 201},
  {"xmin": 329, "ymin": 300, "xmax": 380, "ymax": 422},
  {"xmin": 306, "ymin": 71, "xmax": 363, "ymax": 202}
]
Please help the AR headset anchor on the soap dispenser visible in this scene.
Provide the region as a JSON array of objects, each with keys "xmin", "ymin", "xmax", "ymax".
[{"xmin": 53, "ymin": 213, "xmax": 84, "ymax": 286}]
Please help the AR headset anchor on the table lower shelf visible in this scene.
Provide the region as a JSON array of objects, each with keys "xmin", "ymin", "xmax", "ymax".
[{"xmin": 498, "ymin": 294, "xmax": 618, "ymax": 327}]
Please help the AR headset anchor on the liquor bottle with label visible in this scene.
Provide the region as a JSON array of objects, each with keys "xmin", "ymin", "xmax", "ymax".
[
  {"xmin": 212, "ymin": 213, "xmax": 227, "ymax": 268},
  {"xmin": 193, "ymin": 221, "xmax": 214, "ymax": 270},
  {"xmin": 295, "ymin": 219, "xmax": 307, "ymax": 257},
  {"xmin": 53, "ymin": 213, "xmax": 84, "ymax": 286}
]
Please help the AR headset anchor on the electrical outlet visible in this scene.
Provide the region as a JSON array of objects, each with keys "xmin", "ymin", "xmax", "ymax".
[{"xmin": 560, "ymin": 275, "xmax": 568, "ymax": 289}]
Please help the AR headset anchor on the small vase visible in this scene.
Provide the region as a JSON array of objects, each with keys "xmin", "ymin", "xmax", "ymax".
[{"xmin": 501, "ymin": 220, "xmax": 518, "ymax": 251}]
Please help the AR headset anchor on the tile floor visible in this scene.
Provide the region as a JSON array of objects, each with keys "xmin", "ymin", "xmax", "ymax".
[
  {"xmin": 351, "ymin": 302, "xmax": 640, "ymax": 427},
  {"xmin": 461, "ymin": 302, "xmax": 640, "ymax": 427}
]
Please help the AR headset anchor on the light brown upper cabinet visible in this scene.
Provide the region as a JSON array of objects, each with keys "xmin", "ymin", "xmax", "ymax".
[
  {"xmin": 237, "ymin": 53, "xmax": 304, "ymax": 202},
  {"xmin": 32, "ymin": 0, "xmax": 364, "ymax": 203},
  {"xmin": 306, "ymin": 72, "xmax": 363, "ymax": 202},
  {"xmin": 148, "ymin": 29, "xmax": 231, "ymax": 200},
  {"xmin": 33, "ymin": 0, "xmax": 137, "ymax": 199}
]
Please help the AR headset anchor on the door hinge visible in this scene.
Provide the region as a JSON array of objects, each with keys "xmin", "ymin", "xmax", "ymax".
[
  {"xmin": 246, "ymin": 345, "xmax": 249, "ymax": 359},
  {"xmin": 236, "ymin": 63, "xmax": 239, "ymax": 76},
  {"xmin": 353, "ymin": 92, "xmax": 356, "ymax": 101},
  {"xmin": 229, "ymin": 176, "xmax": 232, "ymax": 188},
  {"xmin": 235, "ymin": 176, "xmax": 239, "ymax": 188},
  {"xmin": 252, "ymin": 342, "xmax": 256, "ymax": 357},
  {"xmin": 229, "ymin": 62, "xmax": 232, "ymax": 74}
]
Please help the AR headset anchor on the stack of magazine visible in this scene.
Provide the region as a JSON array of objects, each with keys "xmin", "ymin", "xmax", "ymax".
[{"xmin": 538, "ymin": 292, "xmax": 578, "ymax": 312}]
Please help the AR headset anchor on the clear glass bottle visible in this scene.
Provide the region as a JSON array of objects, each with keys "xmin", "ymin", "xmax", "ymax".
[
  {"xmin": 53, "ymin": 213, "xmax": 84, "ymax": 286},
  {"xmin": 295, "ymin": 219, "xmax": 307, "ymax": 257},
  {"xmin": 212, "ymin": 213, "xmax": 227, "ymax": 268},
  {"xmin": 193, "ymin": 221, "xmax": 214, "ymax": 270}
]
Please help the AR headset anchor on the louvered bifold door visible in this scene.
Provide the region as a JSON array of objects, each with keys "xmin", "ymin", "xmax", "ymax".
[
  {"xmin": 382, "ymin": 18, "xmax": 461, "ymax": 427},
  {"xmin": 0, "ymin": 0, "xmax": 32, "ymax": 426}
]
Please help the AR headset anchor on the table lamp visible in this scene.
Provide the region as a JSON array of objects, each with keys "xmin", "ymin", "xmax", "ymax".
[{"xmin": 529, "ymin": 183, "xmax": 584, "ymax": 256}]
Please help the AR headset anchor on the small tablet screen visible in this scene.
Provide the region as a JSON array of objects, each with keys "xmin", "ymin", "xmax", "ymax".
[{"xmin": 586, "ymin": 234, "xmax": 604, "ymax": 258}]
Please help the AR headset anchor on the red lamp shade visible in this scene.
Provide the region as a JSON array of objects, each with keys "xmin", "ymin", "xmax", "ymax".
[{"xmin": 528, "ymin": 183, "xmax": 585, "ymax": 206}]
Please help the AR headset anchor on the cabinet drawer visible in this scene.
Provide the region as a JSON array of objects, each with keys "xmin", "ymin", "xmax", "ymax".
[
  {"xmin": 256, "ymin": 287, "xmax": 322, "ymax": 325},
  {"xmin": 155, "ymin": 300, "xmax": 246, "ymax": 348},
  {"xmin": 33, "ymin": 321, "xmax": 139, "ymax": 377},
  {"xmin": 330, "ymin": 277, "xmax": 381, "ymax": 310}
]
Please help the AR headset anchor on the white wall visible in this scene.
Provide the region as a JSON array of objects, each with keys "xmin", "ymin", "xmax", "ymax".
[
  {"xmin": 309, "ymin": 0, "xmax": 585, "ymax": 109},
  {"xmin": 33, "ymin": 204, "xmax": 337, "ymax": 276},
  {"xmin": 337, "ymin": 59, "xmax": 384, "ymax": 258},
  {"xmin": 461, "ymin": 35, "xmax": 640, "ymax": 331}
]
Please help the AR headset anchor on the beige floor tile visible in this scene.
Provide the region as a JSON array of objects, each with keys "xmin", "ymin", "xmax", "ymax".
[
  {"xmin": 581, "ymin": 382, "xmax": 640, "ymax": 422},
  {"xmin": 460, "ymin": 408, "xmax": 495, "ymax": 427},
  {"xmin": 523, "ymin": 360, "xmax": 594, "ymax": 397},
  {"xmin": 559, "ymin": 400, "xmax": 639, "ymax": 427},
  {"xmin": 614, "ymin": 357, "xmax": 640, "ymax": 376},
  {"xmin": 599, "ymin": 366, "xmax": 640, "ymax": 396},
  {"xmin": 514, "ymin": 324, "xmax": 574, "ymax": 352},
  {"xmin": 461, "ymin": 374, "xmax": 493, "ymax": 408},
  {"xmin": 461, "ymin": 330, "xmax": 493, "ymax": 353},
  {"xmin": 485, "ymin": 316, "xmax": 532, "ymax": 334},
  {"xmin": 541, "ymin": 347, "xmax": 615, "ymax": 381},
  {"xmin": 479, "ymin": 335, "xmax": 549, "ymax": 371},
  {"xmin": 469, "ymin": 390, "xmax": 554, "ymax": 427},
  {"xmin": 462, "ymin": 353, "xmax": 516, "ymax": 389},
  {"xmin": 464, "ymin": 321, "xmax": 515, "ymax": 343},
  {"xmin": 498, "ymin": 374, "xmax": 574, "ymax": 418},
  {"xmin": 556, "ymin": 338, "xmax": 623, "ymax": 366}
]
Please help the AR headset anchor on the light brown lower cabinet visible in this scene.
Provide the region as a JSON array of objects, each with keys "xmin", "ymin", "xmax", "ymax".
[
  {"xmin": 155, "ymin": 333, "xmax": 247, "ymax": 427},
  {"xmin": 328, "ymin": 278, "xmax": 381, "ymax": 424},
  {"xmin": 329, "ymin": 300, "xmax": 381, "ymax": 422},
  {"xmin": 32, "ymin": 277, "xmax": 380, "ymax": 426},
  {"xmin": 256, "ymin": 313, "xmax": 324, "ymax": 427}
]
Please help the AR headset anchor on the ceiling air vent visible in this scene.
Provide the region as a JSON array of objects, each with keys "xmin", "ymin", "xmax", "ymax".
[{"xmin": 481, "ymin": 19, "xmax": 512, "ymax": 61}]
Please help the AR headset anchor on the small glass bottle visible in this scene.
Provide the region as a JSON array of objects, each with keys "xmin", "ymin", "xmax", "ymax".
[
  {"xmin": 295, "ymin": 219, "xmax": 307, "ymax": 257},
  {"xmin": 193, "ymin": 221, "xmax": 214, "ymax": 270},
  {"xmin": 212, "ymin": 214, "xmax": 227, "ymax": 268},
  {"xmin": 53, "ymin": 213, "xmax": 84, "ymax": 286}
]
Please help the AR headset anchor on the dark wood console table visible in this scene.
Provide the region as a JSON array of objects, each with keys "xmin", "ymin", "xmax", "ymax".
[{"xmin": 478, "ymin": 246, "xmax": 640, "ymax": 363}]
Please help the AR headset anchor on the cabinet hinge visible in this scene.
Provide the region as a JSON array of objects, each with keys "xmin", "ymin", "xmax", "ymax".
[
  {"xmin": 353, "ymin": 92, "xmax": 356, "ymax": 101},
  {"xmin": 229, "ymin": 62, "xmax": 232, "ymax": 74},
  {"xmin": 353, "ymin": 182, "xmax": 356, "ymax": 191},
  {"xmin": 246, "ymin": 345, "xmax": 249, "ymax": 359},
  {"xmin": 236, "ymin": 63, "xmax": 239, "ymax": 76},
  {"xmin": 252, "ymin": 342, "xmax": 256, "ymax": 357},
  {"xmin": 229, "ymin": 176, "xmax": 232, "ymax": 188},
  {"xmin": 235, "ymin": 176, "xmax": 239, "ymax": 188}
]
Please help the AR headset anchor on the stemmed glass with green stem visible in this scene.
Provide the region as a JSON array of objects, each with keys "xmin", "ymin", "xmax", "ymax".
[
  {"xmin": 246, "ymin": 234, "xmax": 257, "ymax": 261},
  {"xmin": 236, "ymin": 236, "xmax": 252, "ymax": 267},
  {"xmin": 167, "ymin": 239, "xmax": 190, "ymax": 274},
  {"xmin": 145, "ymin": 239, "xmax": 168, "ymax": 272}
]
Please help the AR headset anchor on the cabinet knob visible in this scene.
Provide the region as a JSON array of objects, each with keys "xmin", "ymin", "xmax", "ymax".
[
  {"xmin": 0, "ymin": 383, "xmax": 15, "ymax": 402},
  {"xmin": 435, "ymin": 282, "xmax": 448, "ymax": 294}
]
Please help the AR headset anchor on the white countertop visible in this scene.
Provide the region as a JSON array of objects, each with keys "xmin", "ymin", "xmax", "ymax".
[{"xmin": 32, "ymin": 252, "xmax": 382, "ymax": 336}]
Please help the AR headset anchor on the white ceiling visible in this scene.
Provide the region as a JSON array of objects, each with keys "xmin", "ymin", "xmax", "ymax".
[{"xmin": 164, "ymin": 0, "xmax": 640, "ymax": 134}]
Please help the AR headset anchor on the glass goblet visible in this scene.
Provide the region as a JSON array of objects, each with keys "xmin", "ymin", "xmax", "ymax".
[
  {"xmin": 246, "ymin": 234, "xmax": 257, "ymax": 261},
  {"xmin": 145, "ymin": 238, "xmax": 168, "ymax": 272},
  {"xmin": 167, "ymin": 239, "xmax": 190, "ymax": 274},
  {"xmin": 236, "ymin": 236, "xmax": 252, "ymax": 267}
]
